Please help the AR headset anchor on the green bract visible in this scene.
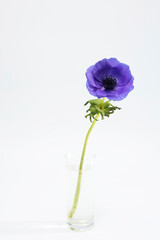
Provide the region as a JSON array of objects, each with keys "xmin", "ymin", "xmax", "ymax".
[{"xmin": 84, "ymin": 99, "xmax": 121, "ymax": 122}]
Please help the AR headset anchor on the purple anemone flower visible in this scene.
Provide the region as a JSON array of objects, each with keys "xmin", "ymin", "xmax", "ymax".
[{"xmin": 86, "ymin": 58, "xmax": 134, "ymax": 101}]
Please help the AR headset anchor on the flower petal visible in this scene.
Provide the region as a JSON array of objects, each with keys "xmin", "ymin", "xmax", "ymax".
[
  {"xmin": 106, "ymin": 77, "xmax": 134, "ymax": 101},
  {"xmin": 107, "ymin": 58, "xmax": 121, "ymax": 68},
  {"xmin": 110, "ymin": 63, "xmax": 133, "ymax": 86},
  {"xmin": 95, "ymin": 88, "xmax": 108, "ymax": 98},
  {"xmin": 86, "ymin": 81, "xmax": 97, "ymax": 97},
  {"xmin": 92, "ymin": 59, "xmax": 111, "ymax": 81},
  {"xmin": 86, "ymin": 65, "xmax": 102, "ymax": 88}
]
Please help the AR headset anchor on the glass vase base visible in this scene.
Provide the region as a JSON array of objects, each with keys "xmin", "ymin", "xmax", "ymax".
[{"xmin": 67, "ymin": 217, "xmax": 94, "ymax": 231}]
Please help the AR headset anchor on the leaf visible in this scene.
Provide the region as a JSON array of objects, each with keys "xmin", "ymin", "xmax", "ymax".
[{"xmin": 84, "ymin": 98, "xmax": 121, "ymax": 121}]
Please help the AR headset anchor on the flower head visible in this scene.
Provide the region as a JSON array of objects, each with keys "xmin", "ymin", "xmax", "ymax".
[{"xmin": 86, "ymin": 58, "xmax": 134, "ymax": 101}]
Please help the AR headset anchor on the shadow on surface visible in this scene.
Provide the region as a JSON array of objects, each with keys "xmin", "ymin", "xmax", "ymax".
[{"xmin": 0, "ymin": 220, "xmax": 70, "ymax": 235}]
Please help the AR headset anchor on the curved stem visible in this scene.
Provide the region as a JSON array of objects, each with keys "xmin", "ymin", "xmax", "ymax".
[
  {"xmin": 68, "ymin": 97, "xmax": 106, "ymax": 219},
  {"xmin": 68, "ymin": 113, "xmax": 99, "ymax": 219}
]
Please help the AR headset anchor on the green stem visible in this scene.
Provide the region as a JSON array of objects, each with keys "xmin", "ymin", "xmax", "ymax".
[{"xmin": 68, "ymin": 97, "xmax": 105, "ymax": 219}]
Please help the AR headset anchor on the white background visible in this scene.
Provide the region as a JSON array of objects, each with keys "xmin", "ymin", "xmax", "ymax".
[{"xmin": 0, "ymin": 0, "xmax": 160, "ymax": 239}]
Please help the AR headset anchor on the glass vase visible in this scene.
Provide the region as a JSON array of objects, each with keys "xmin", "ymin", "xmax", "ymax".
[{"xmin": 66, "ymin": 153, "xmax": 94, "ymax": 231}]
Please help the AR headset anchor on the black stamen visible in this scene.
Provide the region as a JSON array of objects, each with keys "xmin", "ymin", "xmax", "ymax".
[{"xmin": 102, "ymin": 75, "xmax": 117, "ymax": 90}]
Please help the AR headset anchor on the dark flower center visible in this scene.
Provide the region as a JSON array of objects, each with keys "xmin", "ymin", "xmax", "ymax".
[{"xmin": 102, "ymin": 75, "xmax": 117, "ymax": 90}]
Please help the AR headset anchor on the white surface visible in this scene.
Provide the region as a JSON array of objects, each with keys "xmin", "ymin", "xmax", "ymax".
[{"xmin": 0, "ymin": 0, "xmax": 160, "ymax": 239}]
